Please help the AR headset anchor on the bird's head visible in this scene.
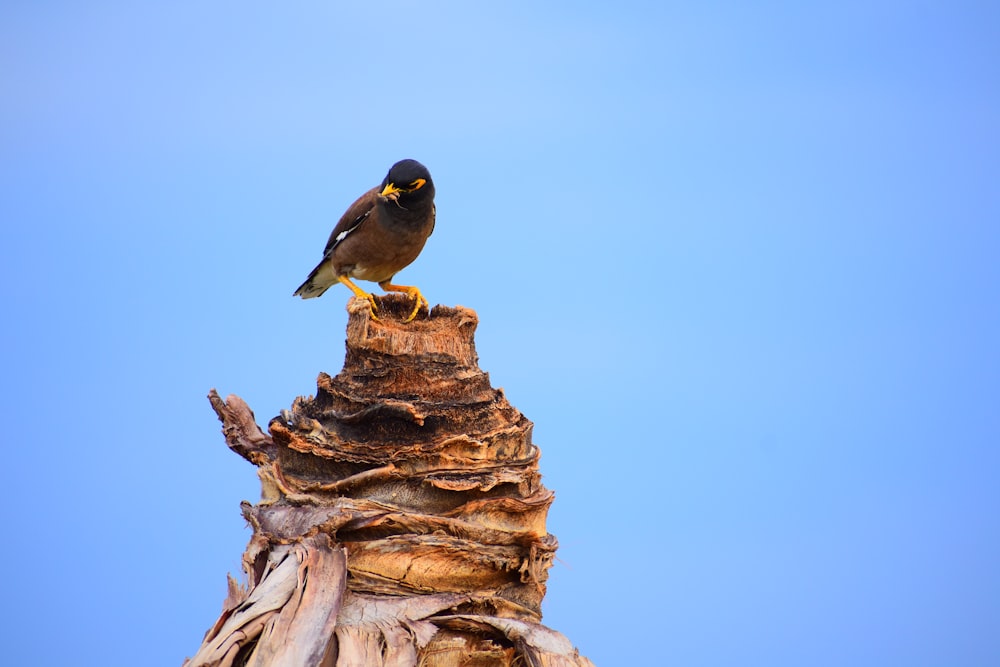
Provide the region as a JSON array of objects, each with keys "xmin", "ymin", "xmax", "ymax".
[{"xmin": 379, "ymin": 159, "xmax": 435, "ymax": 204}]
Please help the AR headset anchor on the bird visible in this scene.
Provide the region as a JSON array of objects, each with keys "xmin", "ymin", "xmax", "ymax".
[{"xmin": 293, "ymin": 159, "xmax": 436, "ymax": 322}]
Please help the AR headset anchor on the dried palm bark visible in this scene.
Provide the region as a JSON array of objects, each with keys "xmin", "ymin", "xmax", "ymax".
[{"xmin": 186, "ymin": 295, "xmax": 593, "ymax": 667}]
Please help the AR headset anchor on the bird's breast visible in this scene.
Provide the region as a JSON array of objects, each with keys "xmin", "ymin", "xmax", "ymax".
[{"xmin": 334, "ymin": 205, "xmax": 433, "ymax": 283}]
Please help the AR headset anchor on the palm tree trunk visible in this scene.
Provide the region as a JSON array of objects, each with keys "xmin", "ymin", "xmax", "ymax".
[{"xmin": 185, "ymin": 295, "xmax": 593, "ymax": 666}]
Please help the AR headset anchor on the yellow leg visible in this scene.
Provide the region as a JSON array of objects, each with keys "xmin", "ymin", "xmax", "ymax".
[
  {"xmin": 379, "ymin": 280, "xmax": 429, "ymax": 323},
  {"xmin": 338, "ymin": 275, "xmax": 379, "ymax": 320}
]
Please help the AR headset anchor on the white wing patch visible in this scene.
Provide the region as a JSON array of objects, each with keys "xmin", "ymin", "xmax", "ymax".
[{"xmin": 326, "ymin": 209, "xmax": 370, "ymax": 256}]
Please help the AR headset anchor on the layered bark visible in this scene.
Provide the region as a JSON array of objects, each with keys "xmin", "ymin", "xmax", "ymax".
[{"xmin": 186, "ymin": 295, "xmax": 593, "ymax": 666}]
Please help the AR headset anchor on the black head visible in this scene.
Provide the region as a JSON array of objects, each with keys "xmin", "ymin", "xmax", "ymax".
[{"xmin": 379, "ymin": 159, "xmax": 435, "ymax": 204}]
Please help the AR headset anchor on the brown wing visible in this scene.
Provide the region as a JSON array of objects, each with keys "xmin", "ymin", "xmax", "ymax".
[
  {"xmin": 323, "ymin": 186, "xmax": 380, "ymax": 257},
  {"xmin": 293, "ymin": 186, "xmax": 381, "ymax": 299}
]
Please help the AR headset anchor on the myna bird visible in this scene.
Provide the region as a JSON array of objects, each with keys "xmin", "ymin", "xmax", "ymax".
[{"xmin": 293, "ymin": 159, "xmax": 436, "ymax": 322}]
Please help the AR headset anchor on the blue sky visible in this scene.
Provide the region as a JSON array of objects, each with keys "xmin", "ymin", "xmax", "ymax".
[{"xmin": 2, "ymin": 2, "xmax": 999, "ymax": 665}]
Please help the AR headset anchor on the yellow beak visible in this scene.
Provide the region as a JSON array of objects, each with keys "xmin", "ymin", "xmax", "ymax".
[{"xmin": 380, "ymin": 182, "xmax": 403, "ymax": 200}]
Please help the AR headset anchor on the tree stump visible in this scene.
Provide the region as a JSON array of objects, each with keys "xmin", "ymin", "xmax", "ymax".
[{"xmin": 186, "ymin": 294, "xmax": 593, "ymax": 667}]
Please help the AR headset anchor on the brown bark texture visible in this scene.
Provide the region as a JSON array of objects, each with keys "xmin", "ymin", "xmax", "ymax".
[{"xmin": 186, "ymin": 294, "xmax": 593, "ymax": 667}]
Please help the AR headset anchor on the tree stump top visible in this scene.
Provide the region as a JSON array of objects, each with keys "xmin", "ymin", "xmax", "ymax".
[{"xmin": 190, "ymin": 295, "xmax": 594, "ymax": 667}]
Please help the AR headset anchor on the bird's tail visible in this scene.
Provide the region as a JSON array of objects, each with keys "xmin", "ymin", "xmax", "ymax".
[{"xmin": 293, "ymin": 264, "xmax": 332, "ymax": 299}]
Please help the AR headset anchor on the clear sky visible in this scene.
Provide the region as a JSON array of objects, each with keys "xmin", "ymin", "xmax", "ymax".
[{"xmin": 2, "ymin": 2, "xmax": 999, "ymax": 665}]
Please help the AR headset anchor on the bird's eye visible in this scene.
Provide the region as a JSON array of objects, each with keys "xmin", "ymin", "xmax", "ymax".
[{"xmin": 408, "ymin": 178, "xmax": 426, "ymax": 191}]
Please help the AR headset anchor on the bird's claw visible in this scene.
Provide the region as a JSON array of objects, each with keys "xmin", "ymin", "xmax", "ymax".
[
  {"xmin": 366, "ymin": 294, "xmax": 381, "ymax": 321},
  {"xmin": 403, "ymin": 290, "xmax": 430, "ymax": 323},
  {"xmin": 378, "ymin": 281, "xmax": 429, "ymax": 323}
]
